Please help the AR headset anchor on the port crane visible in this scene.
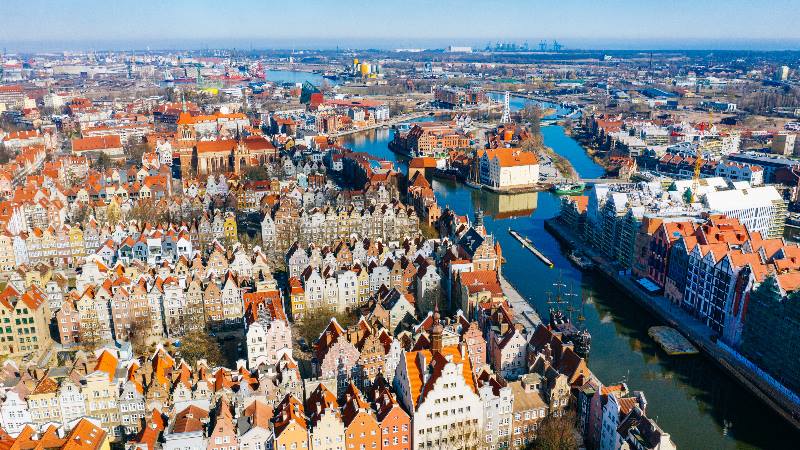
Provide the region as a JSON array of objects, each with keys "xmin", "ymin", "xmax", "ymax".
[{"xmin": 539, "ymin": 40, "xmax": 548, "ymax": 52}]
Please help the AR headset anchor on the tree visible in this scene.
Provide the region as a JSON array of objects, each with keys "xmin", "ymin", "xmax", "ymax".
[
  {"xmin": 92, "ymin": 153, "xmax": 113, "ymax": 171},
  {"xmin": 521, "ymin": 103, "xmax": 543, "ymax": 131},
  {"xmin": 127, "ymin": 200, "xmax": 159, "ymax": 224},
  {"xmin": 128, "ymin": 315, "xmax": 154, "ymax": 357},
  {"xmin": 127, "ymin": 142, "xmax": 148, "ymax": 163},
  {"xmin": 242, "ymin": 165, "xmax": 270, "ymax": 181},
  {"xmin": 179, "ymin": 330, "xmax": 224, "ymax": 366},
  {"xmin": 418, "ymin": 285, "xmax": 444, "ymax": 316},
  {"xmin": 296, "ymin": 305, "xmax": 355, "ymax": 344},
  {"xmin": 72, "ymin": 203, "xmax": 91, "ymax": 224},
  {"xmin": 528, "ymin": 410, "xmax": 579, "ymax": 450}
]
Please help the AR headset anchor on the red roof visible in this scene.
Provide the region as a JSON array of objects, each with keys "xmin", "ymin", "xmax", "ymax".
[{"xmin": 72, "ymin": 135, "xmax": 122, "ymax": 151}]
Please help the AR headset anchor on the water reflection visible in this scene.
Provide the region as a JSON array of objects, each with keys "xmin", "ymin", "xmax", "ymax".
[
  {"xmin": 338, "ymin": 119, "xmax": 800, "ymax": 450},
  {"xmin": 468, "ymin": 189, "xmax": 538, "ymax": 219}
]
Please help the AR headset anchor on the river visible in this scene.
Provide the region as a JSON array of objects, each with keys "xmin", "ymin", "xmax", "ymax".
[
  {"xmin": 264, "ymin": 69, "xmax": 330, "ymax": 86},
  {"xmin": 338, "ymin": 107, "xmax": 798, "ymax": 448}
]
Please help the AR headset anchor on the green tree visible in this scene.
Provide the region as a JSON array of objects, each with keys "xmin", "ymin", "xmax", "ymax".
[{"xmin": 178, "ymin": 330, "xmax": 224, "ymax": 366}]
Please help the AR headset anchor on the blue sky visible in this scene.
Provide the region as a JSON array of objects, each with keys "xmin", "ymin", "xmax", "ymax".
[{"xmin": 1, "ymin": 0, "xmax": 799, "ymax": 51}]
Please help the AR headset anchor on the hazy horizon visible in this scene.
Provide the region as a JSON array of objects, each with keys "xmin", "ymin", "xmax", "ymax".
[
  {"xmin": 2, "ymin": 0, "xmax": 799, "ymax": 54},
  {"xmin": 3, "ymin": 37, "xmax": 800, "ymax": 54}
]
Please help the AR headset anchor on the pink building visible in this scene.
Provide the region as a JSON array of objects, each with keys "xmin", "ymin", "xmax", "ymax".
[
  {"xmin": 207, "ymin": 396, "xmax": 238, "ymax": 450},
  {"xmin": 489, "ymin": 323, "xmax": 528, "ymax": 380},
  {"xmin": 56, "ymin": 299, "xmax": 81, "ymax": 346},
  {"xmin": 461, "ymin": 321, "xmax": 487, "ymax": 373}
]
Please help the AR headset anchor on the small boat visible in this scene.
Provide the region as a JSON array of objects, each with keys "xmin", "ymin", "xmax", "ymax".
[
  {"xmin": 551, "ymin": 182, "xmax": 586, "ymax": 195},
  {"xmin": 568, "ymin": 250, "xmax": 594, "ymax": 270}
]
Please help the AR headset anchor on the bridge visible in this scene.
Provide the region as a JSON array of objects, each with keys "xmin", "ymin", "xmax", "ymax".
[{"xmin": 547, "ymin": 177, "xmax": 628, "ymax": 185}]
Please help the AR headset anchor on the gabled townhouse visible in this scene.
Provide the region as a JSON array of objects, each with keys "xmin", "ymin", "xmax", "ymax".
[{"xmin": 305, "ymin": 383, "xmax": 345, "ymax": 450}]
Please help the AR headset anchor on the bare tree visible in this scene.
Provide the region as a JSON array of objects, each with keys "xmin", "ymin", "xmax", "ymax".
[{"xmin": 527, "ymin": 410, "xmax": 579, "ymax": 450}]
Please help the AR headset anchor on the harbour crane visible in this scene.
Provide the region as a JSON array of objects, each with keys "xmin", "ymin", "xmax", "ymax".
[
  {"xmin": 552, "ymin": 40, "xmax": 562, "ymax": 52},
  {"xmin": 539, "ymin": 40, "xmax": 548, "ymax": 52}
]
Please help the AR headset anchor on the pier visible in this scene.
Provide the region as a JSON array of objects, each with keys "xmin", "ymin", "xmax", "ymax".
[
  {"xmin": 500, "ymin": 273, "xmax": 542, "ymax": 331},
  {"xmin": 509, "ymin": 228, "xmax": 554, "ymax": 267}
]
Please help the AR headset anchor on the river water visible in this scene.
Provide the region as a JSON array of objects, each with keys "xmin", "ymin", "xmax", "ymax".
[
  {"xmin": 264, "ymin": 69, "xmax": 330, "ymax": 86},
  {"xmin": 339, "ymin": 111, "xmax": 798, "ymax": 449}
]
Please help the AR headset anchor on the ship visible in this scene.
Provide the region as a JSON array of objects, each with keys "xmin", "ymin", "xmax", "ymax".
[
  {"xmin": 568, "ymin": 250, "xmax": 594, "ymax": 271},
  {"xmin": 547, "ymin": 275, "xmax": 591, "ymax": 358},
  {"xmin": 550, "ymin": 182, "xmax": 586, "ymax": 195}
]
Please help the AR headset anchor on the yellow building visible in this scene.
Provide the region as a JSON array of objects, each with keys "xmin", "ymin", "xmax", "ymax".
[
  {"xmin": 288, "ymin": 277, "xmax": 306, "ymax": 320},
  {"xmin": 223, "ymin": 212, "xmax": 238, "ymax": 242},
  {"xmin": 27, "ymin": 376, "xmax": 62, "ymax": 427},
  {"xmin": 0, "ymin": 285, "xmax": 50, "ymax": 360}
]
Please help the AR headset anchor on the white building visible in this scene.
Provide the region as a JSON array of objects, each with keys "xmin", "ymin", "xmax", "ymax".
[
  {"xmin": 246, "ymin": 315, "xmax": 293, "ymax": 370},
  {"xmin": 714, "ymin": 161, "xmax": 764, "ymax": 185},
  {"xmin": 478, "ymin": 377, "xmax": 513, "ymax": 449},
  {"xmin": 0, "ymin": 389, "xmax": 32, "ymax": 435},
  {"xmin": 478, "ymin": 148, "xmax": 539, "ymax": 189},
  {"xmin": 703, "ymin": 185, "xmax": 786, "ymax": 238},
  {"xmin": 394, "ymin": 329, "xmax": 482, "ymax": 450}
]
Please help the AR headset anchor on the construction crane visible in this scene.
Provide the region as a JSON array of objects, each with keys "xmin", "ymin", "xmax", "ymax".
[{"xmin": 691, "ymin": 109, "xmax": 714, "ymax": 202}]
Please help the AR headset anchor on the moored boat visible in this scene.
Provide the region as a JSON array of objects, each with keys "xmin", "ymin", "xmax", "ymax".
[{"xmin": 551, "ymin": 182, "xmax": 586, "ymax": 195}]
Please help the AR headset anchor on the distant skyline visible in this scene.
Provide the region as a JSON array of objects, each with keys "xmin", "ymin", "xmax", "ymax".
[{"xmin": 2, "ymin": 0, "xmax": 800, "ymax": 52}]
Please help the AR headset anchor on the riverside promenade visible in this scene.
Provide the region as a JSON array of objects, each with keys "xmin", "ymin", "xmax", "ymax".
[
  {"xmin": 500, "ymin": 273, "xmax": 543, "ymax": 330},
  {"xmin": 544, "ymin": 218, "xmax": 800, "ymax": 429}
]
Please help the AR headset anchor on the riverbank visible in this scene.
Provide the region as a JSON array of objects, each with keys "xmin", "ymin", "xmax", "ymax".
[
  {"xmin": 544, "ymin": 218, "xmax": 800, "ymax": 430},
  {"xmin": 564, "ymin": 125, "xmax": 615, "ymax": 171},
  {"xmin": 338, "ymin": 120, "xmax": 799, "ymax": 448}
]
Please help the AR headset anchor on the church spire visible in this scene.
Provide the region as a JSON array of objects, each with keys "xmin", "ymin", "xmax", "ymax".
[{"xmin": 431, "ymin": 299, "xmax": 443, "ymax": 353}]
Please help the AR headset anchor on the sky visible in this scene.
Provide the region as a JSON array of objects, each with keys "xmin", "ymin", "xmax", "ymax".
[{"xmin": 1, "ymin": 0, "xmax": 800, "ymax": 52}]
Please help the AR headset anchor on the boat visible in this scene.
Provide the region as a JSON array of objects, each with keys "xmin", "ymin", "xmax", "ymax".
[
  {"xmin": 648, "ymin": 326, "xmax": 698, "ymax": 355},
  {"xmin": 568, "ymin": 250, "xmax": 594, "ymax": 270},
  {"xmin": 547, "ymin": 276, "xmax": 591, "ymax": 358},
  {"xmin": 551, "ymin": 182, "xmax": 586, "ymax": 195}
]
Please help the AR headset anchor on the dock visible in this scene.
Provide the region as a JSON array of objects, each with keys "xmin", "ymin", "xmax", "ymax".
[
  {"xmin": 509, "ymin": 229, "xmax": 554, "ymax": 267},
  {"xmin": 500, "ymin": 274, "xmax": 542, "ymax": 331}
]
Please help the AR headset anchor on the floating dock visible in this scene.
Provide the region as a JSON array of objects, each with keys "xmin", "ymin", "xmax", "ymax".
[
  {"xmin": 509, "ymin": 229, "xmax": 554, "ymax": 267},
  {"xmin": 648, "ymin": 326, "xmax": 699, "ymax": 355}
]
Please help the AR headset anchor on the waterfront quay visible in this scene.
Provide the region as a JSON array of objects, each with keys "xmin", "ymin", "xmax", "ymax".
[
  {"xmin": 544, "ymin": 218, "xmax": 800, "ymax": 430},
  {"xmin": 500, "ymin": 273, "xmax": 543, "ymax": 330}
]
